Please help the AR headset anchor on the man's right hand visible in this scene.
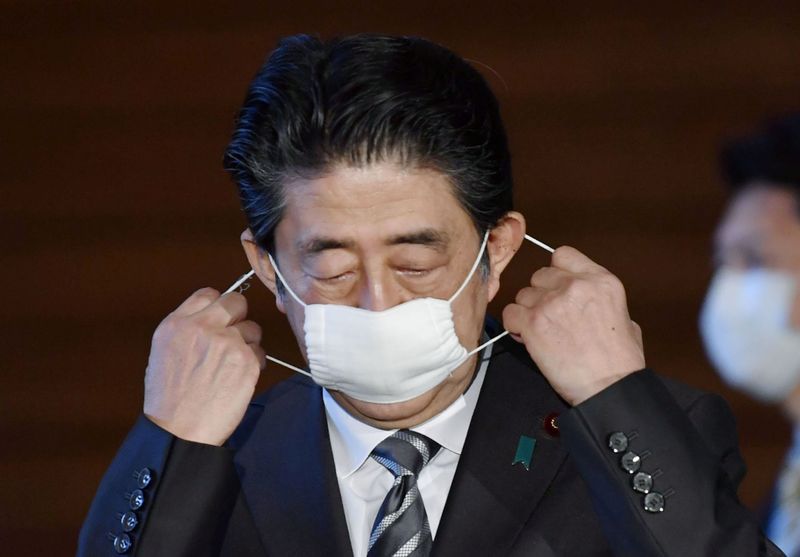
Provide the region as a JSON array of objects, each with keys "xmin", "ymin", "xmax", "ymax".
[{"xmin": 143, "ymin": 288, "xmax": 265, "ymax": 446}]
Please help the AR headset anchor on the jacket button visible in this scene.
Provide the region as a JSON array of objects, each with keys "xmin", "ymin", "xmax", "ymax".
[
  {"xmin": 620, "ymin": 451, "xmax": 641, "ymax": 474},
  {"xmin": 126, "ymin": 489, "xmax": 145, "ymax": 510},
  {"xmin": 133, "ymin": 467, "xmax": 153, "ymax": 489},
  {"xmin": 111, "ymin": 533, "xmax": 132, "ymax": 554},
  {"xmin": 632, "ymin": 471, "xmax": 653, "ymax": 493},
  {"xmin": 119, "ymin": 511, "xmax": 138, "ymax": 532},
  {"xmin": 644, "ymin": 491, "xmax": 665, "ymax": 513},
  {"xmin": 608, "ymin": 432, "xmax": 629, "ymax": 453}
]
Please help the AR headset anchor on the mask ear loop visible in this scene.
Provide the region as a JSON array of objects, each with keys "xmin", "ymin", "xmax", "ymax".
[
  {"xmin": 448, "ymin": 230, "xmax": 491, "ymax": 303},
  {"xmin": 223, "ymin": 262, "xmax": 314, "ymax": 378},
  {"xmin": 264, "ymin": 355, "xmax": 314, "ymax": 378},
  {"xmin": 266, "ymin": 253, "xmax": 308, "ymax": 307},
  {"xmin": 459, "ymin": 233, "xmax": 556, "ymax": 358},
  {"xmin": 524, "ymin": 234, "xmax": 555, "ymax": 254},
  {"xmin": 260, "ymin": 253, "xmax": 316, "ymax": 376},
  {"xmin": 224, "ymin": 270, "xmax": 255, "ymax": 295}
]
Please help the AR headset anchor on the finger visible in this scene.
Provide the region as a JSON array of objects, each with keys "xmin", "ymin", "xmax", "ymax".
[
  {"xmin": 514, "ymin": 286, "xmax": 546, "ymax": 308},
  {"xmin": 197, "ymin": 291, "xmax": 249, "ymax": 326},
  {"xmin": 529, "ymin": 266, "xmax": 571, "ymax": 290},
  {"xmin": 501, "ymin": 302, "xmax": 530, "ymax": 337},
  {"xmin": 249, "ymin": 343, "xmax": 267, "ymax": 371},
  {"xmin": 232, "ymin": 320, "xmax": 262, "ymax": 345},
  {"xmin": 551, "ymin": 246, "xmax": 606, "ymax": 274},
  {"xmin": 171, "ymin": 287, "xmax": 220, "ymax": 317}
]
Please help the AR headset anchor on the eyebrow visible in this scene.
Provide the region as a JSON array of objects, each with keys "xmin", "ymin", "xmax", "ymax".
[
  {"xmin": 296, "ymin": 228, "xmax": 450, "ymax": 256},
  {"xmin": 386, "ymin": 228, "xmax": 450, "ymax": 251},
  {"xmin": 296, "ymin": 237, "xmax": 355, "ymax": 256}
]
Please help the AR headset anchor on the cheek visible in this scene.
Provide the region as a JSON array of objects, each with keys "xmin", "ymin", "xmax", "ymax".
[
  {"xmin": 451, "ymin": 278, "xmax": 490, "ymax": 347},
  {"xmin": 283, "ymin": 302, "xmax": 309, "ymax": 357}
]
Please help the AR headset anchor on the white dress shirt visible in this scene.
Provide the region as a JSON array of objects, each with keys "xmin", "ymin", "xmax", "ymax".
[
  {"xmin": 322, "ymin": 344, "xmax": 492, "ymax": 557},
  {"xmin": 768, "ymin": 427, "xmax": 800, "ymax": 557}
]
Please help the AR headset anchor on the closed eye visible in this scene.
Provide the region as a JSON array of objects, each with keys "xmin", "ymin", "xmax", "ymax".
[
  {"xmin": 398, "ymin": 267, "xmax": 431, "ymax": 277},
  {"xmin": 312, "ymin": 271, "xmax": 355, "ymax": 283}
]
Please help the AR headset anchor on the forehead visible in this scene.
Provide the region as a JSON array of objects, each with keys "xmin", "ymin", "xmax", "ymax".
[
  {"xmin": 275, "ymin": 161, "xmax": 474, "ymax": 247},
  {"xmin": 717, "ymin": 183, "xmax": 800, "ymax": 244}
]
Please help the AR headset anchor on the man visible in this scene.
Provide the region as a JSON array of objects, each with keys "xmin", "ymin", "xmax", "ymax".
[
  {"xmin": 700, "ymin": 114, "xmax": 800, "ymax": 557},
  {"xmin": 79, "ymin": 34, "xmax": 781, "ymax": 556}
]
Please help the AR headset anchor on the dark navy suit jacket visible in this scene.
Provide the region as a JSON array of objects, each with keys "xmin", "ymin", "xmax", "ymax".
[{"xmin": 78, "ymin": 335, "xmax": 785, "ymax": 556}]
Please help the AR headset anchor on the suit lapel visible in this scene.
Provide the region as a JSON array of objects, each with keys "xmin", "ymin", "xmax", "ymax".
[
  {"xmin": 231, "ymin": 377, "xmax": 353, "ymax": 557},
  {"xmin": 433, "ymin": 337, "xmax": 570, "ymax": 557}
]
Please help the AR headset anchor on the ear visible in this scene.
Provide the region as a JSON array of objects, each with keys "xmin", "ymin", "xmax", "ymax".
[
  {"xmin": 485, "ymin": 211, "xmax": 525, "ymax": 302},
  {"xmin": 240, "ymin": 229, "xmax": 286, "ymax": 314}
]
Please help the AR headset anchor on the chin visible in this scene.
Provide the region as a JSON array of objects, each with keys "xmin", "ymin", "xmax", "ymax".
[{"xmin": 333, "ymin": 388, "xmax": 440, "ymax": 428}]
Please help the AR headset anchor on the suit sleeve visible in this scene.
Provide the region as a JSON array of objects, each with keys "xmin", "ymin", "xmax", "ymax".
[
  {"xmin": 77, "ymin": 415, "xmax": 241, "ymax": 557},
  {"xmin": 557, "ymin": 368, "xmax": 785, "ymax": 557}
]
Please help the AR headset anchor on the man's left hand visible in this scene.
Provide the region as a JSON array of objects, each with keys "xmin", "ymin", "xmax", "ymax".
[{"xmin": 502, "ymin": 246, "xmax": 645, "ymax": 406}]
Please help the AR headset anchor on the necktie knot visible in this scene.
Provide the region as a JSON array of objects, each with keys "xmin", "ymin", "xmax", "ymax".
[
  {"xmin": 370, "ymin": 430, "xmax": 440, "ymax": 478},
  {"xmin": 367, "ymin": 430, "xmax": 440, "ymax": 556}
]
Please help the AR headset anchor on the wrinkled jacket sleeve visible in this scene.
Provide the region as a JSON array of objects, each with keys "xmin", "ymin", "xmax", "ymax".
[
  {"xmin": 76, "ymin": 415, "xmax": 252, "ymax": 556},
  {"xmin": 558, "ymin": 369, "xmax": 785, "ymax": 557}
]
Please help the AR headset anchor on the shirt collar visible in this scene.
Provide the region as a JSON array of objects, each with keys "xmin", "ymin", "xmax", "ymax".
[{"xmin": 323, "ymin": 341, "xmax": 493, "ymax": 479}]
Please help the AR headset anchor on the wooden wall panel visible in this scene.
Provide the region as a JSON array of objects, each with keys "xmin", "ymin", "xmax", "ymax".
[{"xmin": 3, "ymin": 2, "xmax": 800, "ymax": 553}]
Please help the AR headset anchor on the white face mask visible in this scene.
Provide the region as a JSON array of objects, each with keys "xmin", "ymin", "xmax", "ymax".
[
  {"xmin": 699, "ymin": 268, "xmax": 800, "ymax": 402},
  {"xmin": 227, "ymin": 231, "xmax": 553, "ymax": 404}
]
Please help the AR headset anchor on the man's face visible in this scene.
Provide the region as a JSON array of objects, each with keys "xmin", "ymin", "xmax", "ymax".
[
  {"xmin": 255, "ymin": 161, "xmax": 516, "ymax": 427},
  {"xmin": 714, "ymin": 183, "xmax": 800, "ymax": 326}
]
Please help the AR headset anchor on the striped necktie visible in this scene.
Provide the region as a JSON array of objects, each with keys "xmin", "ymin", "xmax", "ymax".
[{"xmin": 367, "ymin": 430, "xmax": 441, "ymax": 557}]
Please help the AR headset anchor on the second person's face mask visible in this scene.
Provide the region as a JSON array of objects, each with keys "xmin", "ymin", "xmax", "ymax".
[
  {"xmin": 700, "ymin": 268, "xmax": 800, "ymax": 402},
  {"xmin": 255, "ymin": 230, "xmax": 551, "ymax": 404}
]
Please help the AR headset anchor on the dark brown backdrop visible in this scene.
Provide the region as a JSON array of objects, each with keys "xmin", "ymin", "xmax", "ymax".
[{"xmin": 4, "ymin": 2, "xmax": 800, "ymax": 554}]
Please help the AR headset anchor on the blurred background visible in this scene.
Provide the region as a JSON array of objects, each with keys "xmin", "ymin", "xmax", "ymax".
[{"xmin": 3, "ymin": 1, "xmax": 800, "ymax": 554}]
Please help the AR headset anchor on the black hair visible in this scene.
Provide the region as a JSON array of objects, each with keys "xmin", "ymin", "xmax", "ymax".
[
  {"xmin": 223, "ymin": 34, "xmax": 513, "ymax": 256},
  {"xmin": 720, "ymin": 113, "xmax": 800, "ymax": 212}
]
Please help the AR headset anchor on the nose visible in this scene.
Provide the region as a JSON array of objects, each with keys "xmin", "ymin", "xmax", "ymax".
[{"xmin": 357, "ymin": 269, "xmax": 406, "ymax": 312}]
